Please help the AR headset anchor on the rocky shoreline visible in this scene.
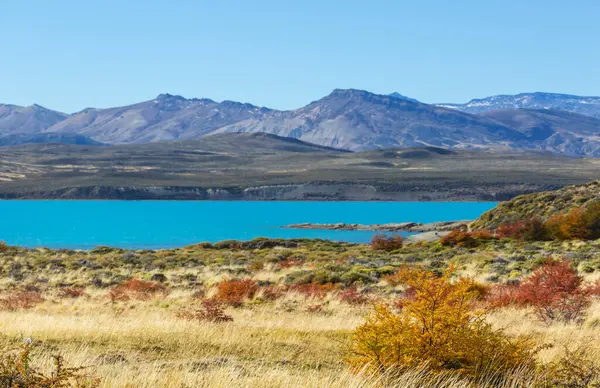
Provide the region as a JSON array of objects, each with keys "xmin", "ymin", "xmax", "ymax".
[{"xmin": 284, "ymin": 220, "xmax": 470, "ymax": 233}]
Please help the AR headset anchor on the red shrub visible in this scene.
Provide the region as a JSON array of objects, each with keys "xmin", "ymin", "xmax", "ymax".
[
  {"xmin": 370, "ymin": 234, "xmax": 403, "ymax": 251},
  {"xmin": 214, "ymin": 278, "xmax": 258, "ymax": 307},
  {"xmin": 486, "ymin": 283, "xmax": 526, "ymax": 309},
  {"xmin": 497, "ymin": 217, "xmax": 546, "ymax": 241},
  {"xmin": 487, "ymin": 260, "xmax": 591, "ymax": 323},
  {"xmin": 108, "ymin": 279, "xmax": 168, "ymax": 302},
  {"xmin": 0, "ymin": 290, "xmax": 45, "ymax": 311},
  {"xmin": 57, "ymin": 287, "xmax": 85, "ymax": 299},
  {"xmin": 176, "ymin": 299, "xmax": 233, "ymax": 323},
  {"xmin": 441, "ymin": 230, "xmax": 495, "ymax": 247},
  {"xmin": 338, "ymin": 287, "xmax": 370, "ymax": 305},
  {"xmin": 584, "ymin": 279, "xmax": 600, "ymax": 297},
  {"xmin": 293, "ymin": 282, "xmax": 338, "ymax": 298}
]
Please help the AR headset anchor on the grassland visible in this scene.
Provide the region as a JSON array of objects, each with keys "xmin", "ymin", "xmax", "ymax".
[{"xmin": 3, "ymin": 237, "xmax": 600, "ymax": 386}]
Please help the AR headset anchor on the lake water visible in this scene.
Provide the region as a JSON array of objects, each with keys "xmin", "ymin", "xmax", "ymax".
[{"xmin": 0, "ymin": 201, "xmax": 497, "ymax": 249}]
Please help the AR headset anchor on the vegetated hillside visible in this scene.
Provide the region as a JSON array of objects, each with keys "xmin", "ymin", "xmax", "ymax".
[
  {"xmin": 471, "ymin": 180, "xmax": 600, "ymax": 229},
  {"xmin": 439, "ymin": 92, "xmax": 600, "ymax": 119},
  {"xmin": 1, "ymin": 133, "xmax": 600, "ymax": 200},
  {"xmin": 482, "ymin": 109, "xmax": 600, "ymax": 156},
  {"xmin": 0, "ymin": 133, "xmax": 103, "ymax": 147},
  {"xmin": 217, "ymin": 89, "xmax": 526, "ymax": 151},
  {"xmin": 0, "ymin": 104, "xmax": 68, "ymax": 135}
]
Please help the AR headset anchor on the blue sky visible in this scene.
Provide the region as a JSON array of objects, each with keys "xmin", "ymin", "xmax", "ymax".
[{"xmin": 1, "ymin": 0, "xmax": 599, "ymax": 113}]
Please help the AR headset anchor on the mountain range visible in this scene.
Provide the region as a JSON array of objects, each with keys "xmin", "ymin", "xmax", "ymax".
[{"xmin": 2, "ymin": 90, "xmax": 600, "ymax": 156}]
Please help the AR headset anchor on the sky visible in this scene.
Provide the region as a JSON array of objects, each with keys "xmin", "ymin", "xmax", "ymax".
[{"xmin": 1, "ymin": 0, "xmax": 599, "ymax": 113}]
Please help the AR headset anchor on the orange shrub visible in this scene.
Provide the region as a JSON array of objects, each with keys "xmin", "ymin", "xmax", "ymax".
[
  {"xmin": 292, "ymin": 282, "xmax": 338, "ymax": 298},
  {"xmin": 544, "ymin": 202, "xmax": 600, "ymax": 240},
  {"xmin": 176, "ymin": 299, "xmax": 233, "ymax": 323},
  {"xmin": 347, "ymin": 267, "xmax": 537, "ymax": 379},
  {"xmin": 278, "ymin": 258, "xmax": 304, "ymax": 269},
  {"xmin": 440, "ymin": 230, "xmax": 495, "ymax": 247},
  {"xmin": 370, "ymin": 234, "xmax": 403, "ymax": 251},
  {"xmin": 213, "ymin": 278, "xmax": 258, "ymax": 307},
  {"xmin": 0, "ymin": 290, "xmax": 45, "ymax": 311},
  {"xmin": 108, "ymin": 279, "xmax": 168, "ymax": 302}
]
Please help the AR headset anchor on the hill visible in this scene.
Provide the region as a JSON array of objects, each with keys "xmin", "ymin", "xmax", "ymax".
[
  {"xmin": 482, "ymin": 109, "xmax": 600, "ymax": 156},
  {"xmin": 471, "ymin": 180, "xmax": 600, "ymax": 229},
  {"xmin": 1, "ymin": 133, "xmax": 600, "ymax": 200},
  {"xmin": 0, "ymin": 133, "xmax": 103, "ymax": 147},
  {"xmin": 439, "ymin": 92, "xmax": 600, "ymax": 119}
]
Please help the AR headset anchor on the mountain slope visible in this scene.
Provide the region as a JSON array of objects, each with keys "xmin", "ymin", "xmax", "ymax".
[
  {"xmin": 482, "ymin": 109, "xmax": 600, "ymax": 156},
  {"xmin": 2, "ymin": 90, "xmax": 600, "ymax": 156},
  {"xmin": 439, "ymin": 92, "xmax": 600, "ymax": 119},
  {"xmin": 45, "ymin": 94, "xmax": 273, "ymax": 144},
  {"xmin": 216, "ymin": 89, "xmax": 527, "ymax": 151},
  {"xmin": 0, "ymin": 104, "xmax": 68, "ymax": 135}
]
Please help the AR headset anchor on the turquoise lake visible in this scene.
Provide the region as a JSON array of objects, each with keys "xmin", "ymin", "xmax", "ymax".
[{"xmin": 0, "ymin": 201, "xmax": 497, "ymax": 249}]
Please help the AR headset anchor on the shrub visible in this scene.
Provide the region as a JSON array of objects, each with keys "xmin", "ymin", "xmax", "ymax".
[
  {"xmin": 108, "ymin": 279, "xmax": 168, "ymax": 302},
  {"xmin": 0, "ymin": 241, "xmax": 6, "ymax": 252},
  {"xmin": 440, "ymin": 230, "xmax": 495, "ymax": 247},
  {"xmin": 544, "ymin": 201, "xmax": 600, "ymax": 241},
  {"xmin": 213, "ymin": 278, "xmax": 258, "ymax": 307},
  {"xmin": 0, "ymin": 342, "xmax": 99, "ymax": 386},
  {"xmin": 488, "ymin": 260, "xmax": 591, "ymax": 323},
  {"xmin": 496, "ymin": 217, "xmax": 547, "ymax": 241},
  {"xmin": 519, "ymin": 260, "xmax": 590, "ymax": 323},
  {"xmin": 292, "ymin": 282, "xmax": 338, "ymax": 298},
  {"xmin": 258, "ymin": 284, "xmax": 286, "ymax": 301},
  {"xmin": 545, "ymin": 346, "xmax": 600, "ymax": 388},
  {"xmin": 57, "ymin": 286, "xmax": 85, "ymax": 299},
  {"xmin": 176, "ymin": 299, "xmax": 233, "ymax": 323},
  {"xmin": 347, "ymin": 267, "xmax": 537, "ymax": 380},
  {"xmin": 278, "ymin": 258, "xmax": 304, "ymax": 269},
  {"xmin": 486, "ymin": 283, "xmax": 526, "ymax": 309},
  {"xmin": 0, "ymin": 290, "xmax": 45, "ymax": 311},
  {"xmin": 338, "ymin": 287, "xmax": 370, "ymax": 305},
  {"xmin": 370, "ymin": 234, "xmax": 403, "ymax": 251}
]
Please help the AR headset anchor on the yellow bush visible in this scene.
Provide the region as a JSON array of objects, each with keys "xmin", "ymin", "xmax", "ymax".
[{"xmin": 346, "ymin": 267, "xmax": 537, "ymax": 380}]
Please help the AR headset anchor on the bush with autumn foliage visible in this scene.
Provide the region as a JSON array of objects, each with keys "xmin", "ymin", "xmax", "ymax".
[
  {"xmin": 487, "ymin": 259, "xmax": 591, "ymax": 323},
  {"xmin": 213, "ymin": 278, "xmax": 258, "ymax": 307},
  {"xmin": 440, "ymin": 230, "xmax": 495, "ymax": 247},
  {"xmin": 108, "ymin": 279, "xmax": 168, "ymax": 302},
  {"xmin": 347, "ymin": 266, "xmax": 537, "ymax": 380},
  {"xmin": 496, "ymin": 217, "xmax": 547, "ymax": 241},
  {"xmin": 370, "ymin": 234, "xmax": 403, "ymax": 251}
]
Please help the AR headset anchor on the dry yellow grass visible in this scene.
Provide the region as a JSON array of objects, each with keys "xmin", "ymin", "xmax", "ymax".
[{"xmin": 2, "ymin": 288, "xmax": 600, "ymax": 387}]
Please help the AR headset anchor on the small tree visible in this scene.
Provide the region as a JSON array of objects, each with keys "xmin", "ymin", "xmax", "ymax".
[{"xmin": 347, "ymin": 267, "xmax": 537, "ymax": 379}]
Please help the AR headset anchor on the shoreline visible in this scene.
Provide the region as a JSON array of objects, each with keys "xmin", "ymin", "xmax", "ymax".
[{"xmin": 283, "ymin": 220, "xmax": 470, "ymax": 233}]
